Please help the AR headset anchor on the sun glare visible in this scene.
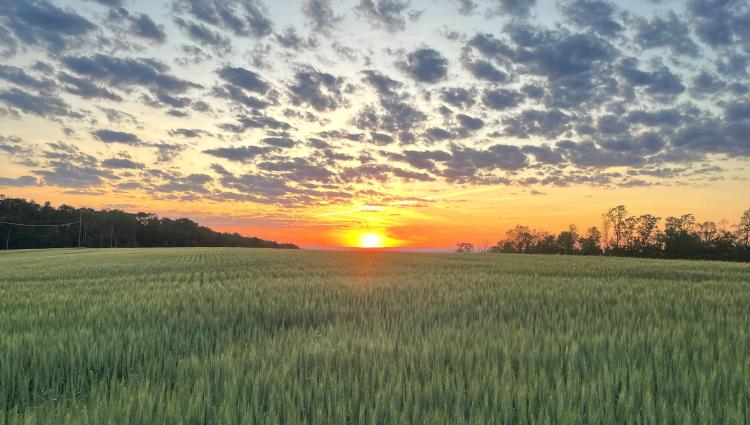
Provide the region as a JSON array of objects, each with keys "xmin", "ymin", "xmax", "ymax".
[{"xmin": 358, "ymin": 233, "xmax": 384, "ymax": 248}]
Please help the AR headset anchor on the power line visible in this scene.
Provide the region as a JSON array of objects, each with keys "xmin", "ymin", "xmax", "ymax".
[{"xmin": 0, "ymin": 220, "xmax": 81, "ymax": 227}]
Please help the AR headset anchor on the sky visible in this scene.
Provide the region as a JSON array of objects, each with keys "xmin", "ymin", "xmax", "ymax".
[{"xmin": 0, "ymin": 0, "xmax": 749, "ymax": 248}]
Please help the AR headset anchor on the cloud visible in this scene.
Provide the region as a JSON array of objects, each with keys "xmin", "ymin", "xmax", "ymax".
[
  {"xmin": 464, "ymin": 59, "xmax": 507, "ymax": 82},
  {"xmin": 633, "ymin": 11, "xmax": 699, "ymax": 57},
  {"xmin": 440, "ymin": 87, "xmax": 476, "ymax": 108},
  {"xmin": 0, "ymin": 87, "xmax": 77, "ymax": 118},
  {"xmin": 302, "ymin": 0, "xmax": 342, "ymax": 32},
  {"xmin": 0, "ymin": 65, "xmax": 56, "ymax": 91},
  {"xmin": 488, "ymin": 0, "xmax": 537, "ymax": 18},
  {"xmin": 203, "ymin": 145, "xmax": 273, "ymax": 162},
  {"xmin": 288, "ymin": 67, "xmax": 346, "ymax": 111},
  {"xmin": 173, "ymin": 0, "xmax": 273, "ymax": 38},
  {"xmin": 174, "ymin": 17, "xmax": 231, "ymax": 51},
  {"xmin": 456, "ymin": 113, "xmax": 484, "ymax": 131},
  {"xmin": 454, "ymin": 0, "xmax": 477, "ymax": 15},
  {"xmin": 559, "ymin": 0, "xmax": 623, "ymax": 37},
  {"xmin": 219, "ymin": 112, "xmax": 292, "ymax": 133},
  {"xmin": 361, "ymin": 70, "xmax": 403, "ymax": 98},
  {"xmin": 102, "ymin": 158, "xmax": 144, "ymax": 169},
  {"xmin": 59, "ymin": 72, "xmax": 122, "ymax": 101},
  {"xmin": 482, "ymin": 88, "xmax": 522, "ymax": 110},
  {"xmin": 130, "ymin": 13, "xmax": 167, "ymax": 43},
  {"xmin": 217, "ymin": 66, "xmax": 269, "ymax": 93},
  {"xmin": 0, "ymin": 0, "xmax": 96, "ymax": 52},
  {"xmin": 356, "ymin": 0, "xmax": 413, "ymax": 32},
  {"xmin": 398, "ymin": 47, "xmax": 448, "ymax": 83},
  {"xmin": 92, "ymin": 129, "xmax": 145, "ymax": 146},
  {"xmin": 168, "ymin": 128, "xmax": 206, "ymax": 138},
  {"xmin": 0, "ymin": 175, "xmax": 38, "ymax": 187},
  {"xmin": 62, "ymin": 54, "xmax": 201, "ymax": 94}
]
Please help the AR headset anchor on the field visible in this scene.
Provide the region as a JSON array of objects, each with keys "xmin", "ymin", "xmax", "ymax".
[{"xmin": 1, "ymin": 248, "xmax": 749, "ymax": 424}]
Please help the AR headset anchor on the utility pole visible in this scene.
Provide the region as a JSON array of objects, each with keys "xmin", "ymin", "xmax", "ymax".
[
  {"xmin": 5, "ymin": 226, "xmax": 10, "ymax": 250},
  {"xmin": 78, "ymin": 211, "xmax": 82, "ymax": 248},
  {"xmin": 110, "ymin": 224, "xmax": 114, "ymax": 248}
]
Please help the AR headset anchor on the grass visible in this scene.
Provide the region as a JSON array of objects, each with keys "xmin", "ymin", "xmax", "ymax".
[{"xmin": 0, "ymin": 248, "xmax": 749, "ymax": 424}]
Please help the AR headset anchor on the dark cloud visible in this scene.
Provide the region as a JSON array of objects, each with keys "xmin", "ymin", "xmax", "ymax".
[
  {"xmin": 424, "ymin": 127, "xmax": 453, "ymax": 141},
  {"xmin": 0, "ymin": 65, "xmax": 56, "ymax": 91},
  {"xmin": 503, "ymin": 109, "xmax": 573, "ymax": 138},
  {"xmin": 168, "ymin": 128, "xmax": 206, "ymax": 138},
  {"xmin": 521, "ymin": 145, "xmax": 564, "ymax": 164},
  {"xmin": 690, "ymin": 71, "xmax": 726, "ymax": 96},
  {"xmin": 633, "ymin": 12, "xmax": 699, "ymax": 57},
  {"xmin": 0, "ymin": 0, "xmax": 96, "ymax": 52},
  {"xmin": 219, "ymin": 112, "xmax": 292, "ymax": 133},
  {"xmin": 203, "ymin": 145, "xmax": 273, "ymax": 162},
  {"xmin": 0, "ymin": 175, "xmax": 38, "ymax": 187},
  {"xmin": 62, "ymin": 54, "xmax": 201, "ymax": 94},
  {"xmin": 173, "ymin": 0, "xmax": 273, "ymax": 38},
  {"xmin": 361, "ymin": 70, "xmax": 403, "ymax": 98},
  {"xmin": 559, "ymin": 0, "xmax": 623, "ymax": 37},
  {"xmin": 92, "ymin": 129, "xmax": 145, "ymax": 146},
  {"xmin": 130, "ymin": 13, "xmax": 167, "ymax": 43},
  {"xmin": 440, "ymin": 144, "xmax": 529, "ymax": 182},
  {"xmin": 482, "ymin": 88, "xmax": 522, "ymax": 110},
  {"xmin": 275, "ymin": 27, "xmax": 316, "ymax": 50},
  {"xmin": 262, "ymin": 136, "xmax": 297, "ymax": 148},
  {"xmin": 353, "ymin": 99, "xmax": 427, "ymax": 133},
  {"xmin": 212, "ymin": 85, "xmax": 270, "ymax": 109},
  {"xmin": 456, "ymin": 113, "xmax": 484, "ymax": 131},
  {"xmin": 288, "ymin": 67, "xmax": 346, "ymax": 111},
  {"xmin": 465, "ymin": 59, "xmax": 507, "ymax": 82},
  {"xmin": 174, "ymin": 17, "xmax": 232, "ymax": 51},
  {"xmin": 257, "ymin": 157, "xmax": 335, "ymax": 182},
  {"xmin": 302, "ymin": 0, "xmax": 342, "ymax": 32},
  {"xmin": 618, "ymin": 59, "xmax": 685, "ymax": 102},
  {"xmin": 218, "ymin": 66, "xmax": 269, "ymax": 94},
  {"xmin": 554, "ymin": 140, "xmax": 641, "ymax": 168},
  {"xmin": 454, "ymin": 0, "xmax": 477, "ymax": 15},
  {"xmin": 398, "ymin": 48, "xmax": 448, "ymax": 83},
  {"xmin": 0, "ymin": 88, "xmax": 77, "ymax": 118},
  {"xmin": 102, "ymin": 158, "xmax": 144, "ymax": 169},
  {"xmin": 687, "ymin": 0, "xmax": 750, "ymax": 51},
  {"xmin": 59, "ymin": 72, "xmax": 122, "ymax": 101},
  {"xmin": 440, "ymin": 87, "xmax": 476, "ymax": 108},
  {"xmin": 488, "ymin": 0, "xmax": 537, "ymax": 18},
  {"xmin": 356, "ymin": 0, "xmax": 413, "ymax": 32}
]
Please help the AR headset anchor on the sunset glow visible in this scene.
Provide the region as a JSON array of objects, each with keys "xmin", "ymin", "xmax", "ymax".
[{"xmin": 358, "ymin": 233, "xmax": 384, "ymax": 249}]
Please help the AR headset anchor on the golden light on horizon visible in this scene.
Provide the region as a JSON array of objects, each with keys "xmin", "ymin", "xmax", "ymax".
[{"xmin": 358, "ymin": 232, "xmax": 384, "ymax": 248}]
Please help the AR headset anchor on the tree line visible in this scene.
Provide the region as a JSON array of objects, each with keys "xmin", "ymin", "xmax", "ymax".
[
  {"xmin": 457, "ymin": 205, "xmax": 750, "ymax": 262},
  {"xmin": 0, "ymin": 195, "xmax": 299, "ymax": 250}
]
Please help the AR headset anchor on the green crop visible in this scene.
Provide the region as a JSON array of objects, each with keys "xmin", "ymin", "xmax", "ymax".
[{"xmin": 1, "ymin": 248, "xmax": 748, "ymax": 424}]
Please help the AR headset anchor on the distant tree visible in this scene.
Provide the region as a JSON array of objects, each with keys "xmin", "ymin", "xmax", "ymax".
[
  {"xmin": 534, "ymin": 231, "xmax": 558, "ymax": 254},
  {"xmin": 603, "ymin": 205, "xmax": 628, "ymax": 250},
  {"xmin": 456, "ymin": 242, "xmax": 474, "ymax": 253},
  {"xmin": 633, "ymin": 214, "xmax": 661, "ymax": 255},
  {"xmin": 0, "ymin": 195, "xmax": 299, "ymax": 250},
  {"xmin": 482, "ymin": 204, "xmax": 749, "ymax": 262},
  {"xmin": 579, "ymin": 227, "xmax": 603, "ymax": 255},
  {"xmin": 505, "ymin": 225, "xmax": 537, "ymax": 253},
  {"xmin": 738, "ymin": 207, "xmax": 750, "ymax": 247},
  {"xmin": 556, "ymin": 224, "xmax": 579, "ymax": 255}
]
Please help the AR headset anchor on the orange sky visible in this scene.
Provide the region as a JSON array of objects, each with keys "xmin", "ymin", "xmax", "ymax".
[{"xmin": 4, "ymin": 178, "xmax": 748, "ymax": 248}]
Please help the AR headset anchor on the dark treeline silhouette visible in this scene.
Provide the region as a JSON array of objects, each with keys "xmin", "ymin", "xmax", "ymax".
[
  {"xmin": 457, "ymin": 205, "xmax": 750, "ymax": 262},
  {"xmin": 0, "ymin": 195, "xmax": 299, "ymax": 250}
]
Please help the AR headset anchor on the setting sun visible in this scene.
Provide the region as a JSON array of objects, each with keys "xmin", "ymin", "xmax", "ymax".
[{"xmin": 358, "ymin": 233, "xmax": 384, "ymax": 248}]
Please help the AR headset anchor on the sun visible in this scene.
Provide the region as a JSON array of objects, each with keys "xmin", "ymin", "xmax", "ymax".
[{"xmin": 358, "ymin": 232, "xmax": 384, "ymax": 248}]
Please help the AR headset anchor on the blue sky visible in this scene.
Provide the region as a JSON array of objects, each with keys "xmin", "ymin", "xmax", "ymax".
[{"xmin": 0, "ymin": 0, "xmax": 749, "ymax": 246}]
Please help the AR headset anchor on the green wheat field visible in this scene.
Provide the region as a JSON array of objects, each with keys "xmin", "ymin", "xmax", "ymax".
[{"xmin": 1, "ymin": 248, "xmax": 749, "ymax": 424}]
